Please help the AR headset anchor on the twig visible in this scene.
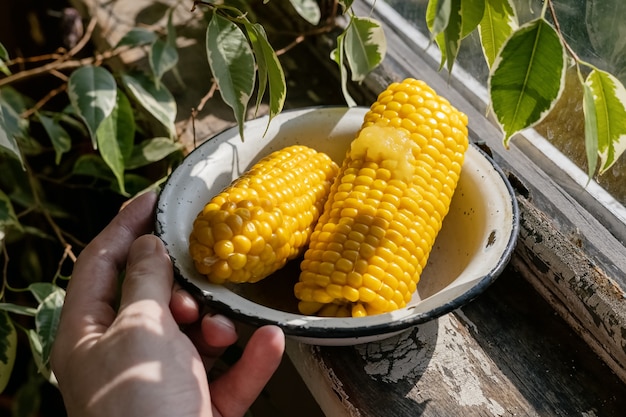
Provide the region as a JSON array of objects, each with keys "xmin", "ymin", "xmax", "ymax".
[
  {"xmin": 53, "ymin": 244, "xmax": 76, "ymax": 285},
  {"xmin": 5, "ymin": 51, "xmax": 67, "ymax": 67},
  {"xmin": 275, "ymin": 35, "xmax": 306, "ymax": 56},
  {"xmin": 187, "ymin": 80, "xmax": 218, "ymax": 149},
  {"xmin": 0, "ymin": 17, "xmax": 113, "ymax": 88},
  {"xmin": 0, "ymin": 43, "xmax": 133, "ymax": 88},
  {"xmin": 197, "ymin": 80, "xmax": 218, "ymax": 113},
  {"xmin": 67, "ymin": 16, "xmax": 98, "ymax": 57},
  {"xmin": 21, "ymin": 84, "xmax": 68, "ymax": 119}
]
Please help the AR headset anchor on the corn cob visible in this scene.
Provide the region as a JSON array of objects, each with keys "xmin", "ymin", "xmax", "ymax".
[
  {"xmin": 295, "ymin": 78, "xmax": 469, "ymax": 317},
  {"xmin": 189, "ymin": 145, "xmax": 339, "ymax": 284}
]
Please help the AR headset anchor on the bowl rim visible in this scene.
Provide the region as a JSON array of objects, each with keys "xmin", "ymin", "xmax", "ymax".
[{"xmin": 155, "ymin": 105, "xmax": 520, "ymax": 340}]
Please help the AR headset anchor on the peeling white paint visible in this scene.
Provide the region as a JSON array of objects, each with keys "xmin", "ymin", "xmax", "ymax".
[
  {"xmin": 356, "ymin": 318, "xmax": 438, "ymax": 383},
  {"xmin": 358, "ymin": 314, "xmax": 506, "ymax": 415}
]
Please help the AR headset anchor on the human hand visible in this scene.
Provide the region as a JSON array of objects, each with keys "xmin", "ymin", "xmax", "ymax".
[{"xmin": 51, "ymin": 191, "xmax": 285, "ymax": 417}]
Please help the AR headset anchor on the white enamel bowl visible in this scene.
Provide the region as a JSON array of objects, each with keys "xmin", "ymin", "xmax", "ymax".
[{"xmin": 155, "ymin": 107, "xmax": 519, "ymax": 346}]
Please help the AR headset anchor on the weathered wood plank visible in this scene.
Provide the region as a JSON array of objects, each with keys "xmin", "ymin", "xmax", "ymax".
[{"xmin": 287, "ymin": 270, "xmax": 626, "ymax": 416}]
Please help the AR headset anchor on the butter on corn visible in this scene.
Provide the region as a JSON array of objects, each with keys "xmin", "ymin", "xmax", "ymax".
[
  {"xmin": 295, "ymin": 78, "xmax": 469, "ymax": 317},
  {"xmin": 189, "ymin": 145, "xmax": 339, "ymax": 284}
]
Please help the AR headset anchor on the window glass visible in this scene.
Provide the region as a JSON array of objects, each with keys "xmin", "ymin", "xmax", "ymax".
[{"xmin": 383, "ymin": 0, "xmax": 626, "ymax": 206}]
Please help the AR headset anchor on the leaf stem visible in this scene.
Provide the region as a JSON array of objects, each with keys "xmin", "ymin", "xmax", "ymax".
[{"xmin": 546, "ymin": 0, "xmax": 581, "ymax": 64}]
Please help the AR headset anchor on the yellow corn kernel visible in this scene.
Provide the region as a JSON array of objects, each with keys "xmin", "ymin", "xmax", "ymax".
[
  {"xmin": 189, "ymin": 145, "xmax": 339, "ymax": 284},
  {"xmin": 295, "ymin": 78, "xmax": 468, "ymax": 317}
]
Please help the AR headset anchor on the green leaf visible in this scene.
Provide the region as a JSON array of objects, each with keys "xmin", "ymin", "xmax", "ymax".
[
  {"xmin": 0, "ymin": 42, "xmax": 10, "ymax": 76},
  {"xmin": 584, "ymin": 69, "xmax": 626, "ymax": 174},
  {"xmin": 38, "ymin": 113, "xmax": 72, "ymax": 165},
  {"xmin": 441, "ymin": 0, "xmax": 462, "ymax": 73},
  {"xmin": 206, "ymin": 12, "xmax": 255, "ymax": 141},
  {"xmin": 427, "ymin": 0, "xmax": 452, "ymax": 40},
  {"xmin": 116, "ymin": 27, "xmax": 158, "ymax": 48},
  {"xmin": 0, "ymin": 311, "xmax": 17, "ymax": 393},
  {"xmin": 479, "ymin": 0, "xmax": 518, "ymax": 68},
  {"xmin": 67, "ymin": 65, "xmax": 118, "ymax": 148},
  {"xmin": 121, "ymin": 72, "xmax": 177, "ymax": 138},
  {"xmin": 0, "ymin": 188, "xmax": 20, "ymax": 239},
  {"xmin": 35, "ymin": 287, "xmax": 65, "ymax": 366},
  {"xmin": 289, "ymin": 0, "xmax": 321, "ymax": 25},
  {"xmin": 344, "ymin": 16, "xmax": 386, "ymax": 83},
  {"xmin": 150, "ymin": 39, "xmax": 179, "ymax": 89},
  {"xmin": 149, "ymin": 9, "xmax": 179, "ymax": 88},
  {"xmin": 246, "ymin": 24, "xmax": 270, "ymax": 118},
  {"xmin": 122, "ymin": 173, "xmax": 158, "ymax": 196},
  {"xmin": 29, "ymin": 283, "xmax": 59, "ymax": 303},
  {"xmin": 246, "ymin": 23, "xmax": 286, "ymax": 128},
  {"xmin": 489, "ymin": 18, "xmax": 566, "ymax": 147},
  {"xmin": 73, "ymin": 154, "xmax": 115, "ymax": 181},
  {"xmin": 582, "ymin": 79, "xmax": 599, "ymax": 179},
  {"xmin": 331, "ymin": 31, "xmax": 357, "ymax": 107},
  {"xmin": 0, "ymin": 103, "xmax": 23, "ymax": 166},
  {"xmin": 125, "ymin": 137, "xmax": 182, "ymax": 169},
  {"xmin": 96, "ymin": 90, "xmax": 136, "ymax": 195},
  {"xmin": 0, "ymin": 303, "xmax": 37, "ymax": 316},
  {"xmin": 460, "ymin": 0, "xmax": 485, "ymax": 38},
  {"xmin": 426, "ymin": 0, "xmax": 458, "ymax": 72},
  {"xmin": 25, "ymin": 329, "xmax": 52, "ymax": 383}
]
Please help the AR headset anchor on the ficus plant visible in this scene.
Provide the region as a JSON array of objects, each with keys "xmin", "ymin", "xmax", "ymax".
[{"xmin": 0, "ymin": 0, "xmax": 624, "ymax": 414}]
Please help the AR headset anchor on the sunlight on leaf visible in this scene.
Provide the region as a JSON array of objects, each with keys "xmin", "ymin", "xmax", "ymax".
[
  {"xmin": 26, "ymin": 329, "xmax": 53, "ymax": 383},
  {"xmin": 149, "ymin": 9, "xmax": 179, "ymax": 88},
  {"xmin": 115, "ymin": 27, "xmax": 158, "ymax": 48},
  {"xmin": 67, "ymin": 66, "xmax": 117, "ymax": 149},
  {"xmin": 150, "ymin": 39, "xmax": 179, "ymax": 89},
  {"xmin": 35, "ymin": 287, "xmax": 65, "ymax": 366},
  {"xmin": 582, "ymin": 80, "xmax": 599, "ymax": 180},
  {"xmin": 479, "ymin": 0, "xmax": 518, "ymax": 68},
  {"xmin": 126, "ymin": 137, "xmax": 182, "ymax": 169},
  {"xmin": 206, "ymin": 12, "xmax": 255, "ymax": 141},
  {"xmin": 584, "ymin": 69, "xmax": 626, "ymax": 174},
  {"xmin": 428, "ymin": 0, "xmax": 452, "ymax": 41},
  {"xmin": 331, "ymin": 31, "xmax": 357, "ymax": 107},
  {"xmin": 289, "ymin": 0, "xmax": 321, "ymax": 25},
  {"xmin": 246, "ymin": 23, "xmax": 286, "ymax": 129},
  {"xmin": 96, "ymin": 90, "xmax": 136, "ymax": 196},
  {"xmin": 344, "ymin": 16, "xmax": 387, "ymax": 82},
  {"xmin": 489, "ymin": 18, "xmax": 565, "ymax": 147},
  {"xmin": 121, "ymin": 72, "xmax": 177, "ymax": 138}
]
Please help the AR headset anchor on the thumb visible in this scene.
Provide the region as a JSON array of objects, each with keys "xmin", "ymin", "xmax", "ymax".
[{"xmin": 118, "ymin": 234, "xmax": 173, "ymax": 311}]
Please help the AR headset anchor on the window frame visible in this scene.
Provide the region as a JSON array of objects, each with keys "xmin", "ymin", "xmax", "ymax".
[{"xmin": 353, "ymin": 0, "xmax": 626, "ymax": 382}]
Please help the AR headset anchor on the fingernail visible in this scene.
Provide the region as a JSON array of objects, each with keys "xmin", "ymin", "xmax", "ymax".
[
  {"xmin": 209, "ymin": 314, "xmax": 236, "ymax": 331},
  {"xmin": 131, "ymin": 235, "xmax": 163, "ymax": 259}
]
